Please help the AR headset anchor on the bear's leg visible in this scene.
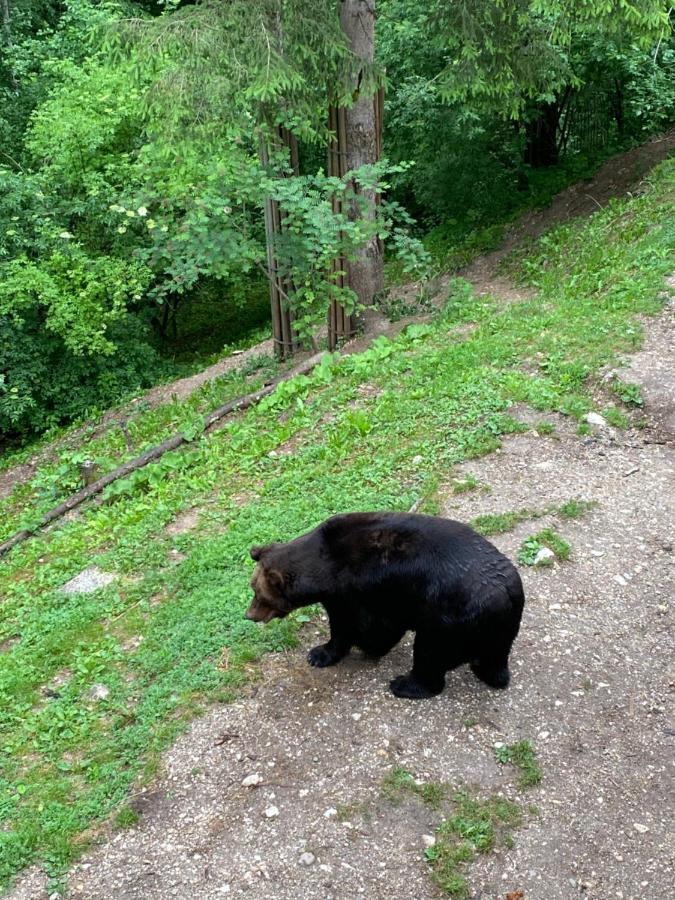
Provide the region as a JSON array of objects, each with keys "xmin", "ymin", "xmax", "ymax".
[
  {"xmin": 470, "ymin": 638, "xmax": 513, "ymax": 689},
  {"xmin": 390, "ymin": 632, "xmax": 450, "ymax": 699},
  {"xmin": 307, "ymin": 605, "xmax": 353, "ymax": 668},
  {"xmin": 359, "ymin": 624, "xmax": 406, "ymax": 659}
]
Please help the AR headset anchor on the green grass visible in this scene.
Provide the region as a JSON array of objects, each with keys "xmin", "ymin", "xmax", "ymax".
[
  {"xmin": 611, "ymin": 380, "xmax": 644, "ymax": 408},
  {"xmin": 381, "ymin": 767, "xmax": 446, "ymax": 809},
  {"xmin": 558, "ymin": 499, "xmax": 597, "ymax": 519},
  {"xmin": 394, "ymin": 144, "xmax": 636, "ymax": 284},
  {"xmin": 518, "ymin": 528, "xmax": 571, "ymax": 566},
  {"xmin": 450, "ymin": 474, "xmax": 482, "ymax": 494},
  {"xmin": 603, "ymin": 405, "xmax": 631, "ymax": 428},
  {"xmin": 426, "ymin": 791, "xmax": 523, "ymax": 898},
  {"xmin": 0, "ymin": 158, "xmax": 673, "ymax": 890},
  {"xmin": 472, "ymin": 497, "xmax": 595, "ymax": 537},
  {"xmin": 380, "ymin": 767, "xmax": 526, "ymax": 897},
  {"xmin": 471, "ymin": 508, "xmax": 542, "ymax": 536},
  {"xmin": 494, "ymin": 740, "xmax": 542, "ymax": 789}
]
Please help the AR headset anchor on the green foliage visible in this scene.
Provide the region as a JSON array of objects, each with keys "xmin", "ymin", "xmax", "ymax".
[
  {"xmin": 110, "ymin": 0, "xmax": 351, "ymax": 139},
  {"xmin": 426, "ymin": 791, "xmax": 522, "ymax": 897},
  {"xmin": 2, "ymin": 0, "xmax": 672, "ymax": 442},
  {"xmin": 430, "ymin": 0, "xmax": 669, "ymax": 116},
  {"xmin": 494, "ymin": 740, "xmax": 542, "ymax": 788},
  {"xmin": 558, "ymin": 498, "xmax": 596, "ymax": 519},
  {"xmin": 471, "ymin": 508, "xmax": 542, "ymax": 536},
  {"xmin": 451, "ymin": 474, "xmax": 486, "ymax": 494},
  {"xmin": 114, "ymin": 806, "xmax": 140, "ymax": 828},
  {"xmin": 518, "ymin": 528, "xmax": 571, "ymax": 565},
  {"xmin": 379, "ymin": 0, "xmax": 675, "ymax": 235},
  {"xmin": 611, "ymin": 380, "xmax": 644, "ymax": 408},
  {"xmin": 381, "ymin": 767, "xmax": 446, "ymax": 809},
  {"xmin": 603, "ymin": 405, "xmax": 631, "ymax": 428}
]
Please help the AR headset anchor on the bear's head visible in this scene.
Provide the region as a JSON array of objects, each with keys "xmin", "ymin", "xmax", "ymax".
[{"xmin": 245, "ymin": 544, "xmax": 293, "ymax": 623}]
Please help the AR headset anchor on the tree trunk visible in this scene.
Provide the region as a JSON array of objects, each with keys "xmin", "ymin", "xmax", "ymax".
[
  {"xmin": 331, "ymin": 0, "xmax": 383, "ymax": 345},
  {"xmin": 524, "ymin": 101, "xmax": 561, "ymax": 168},
  {"xmin": 260, "ymin": 128, "xmax": 299, "ymax": 360},
  {"xmin": 612, "ymin": 78, "xmax": 625, "ymax": 136},
  {"xmin": 1, "ymin": 0, "xmax": 18, "ymax": 89}
]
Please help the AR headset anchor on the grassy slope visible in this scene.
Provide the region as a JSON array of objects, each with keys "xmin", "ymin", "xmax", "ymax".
[{"xmin": 0, "ymin": 159, "xmax": 673, "ymax": 891}]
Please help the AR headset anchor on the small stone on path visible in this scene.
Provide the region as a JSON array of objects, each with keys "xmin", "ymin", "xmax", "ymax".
[
  {"xmin": 242, "ymin": 773, "xmax": 262, "ymax": 787},
  {"xmin": 534, "ymin": 547, "xmax": 555, "ymax": 566},
  {"xmin": 585, "ymin": 412, "xmax": 607, "ymax": 427},
  {"xmin": 299, "ymin": 852, "xmax": 315, "ymax": 867},
  {"xmin": 61, "ymin": 567, "xmax": 116, "ymax": 595}
]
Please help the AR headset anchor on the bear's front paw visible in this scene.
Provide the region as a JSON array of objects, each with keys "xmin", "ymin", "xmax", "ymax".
[
  {"xmin": 307, "ymin": 644, "xmax": 342, "ymax": 668},
  {"xmin": 390, "ymin": 674, "xmax": 443, "ymax": 700}
]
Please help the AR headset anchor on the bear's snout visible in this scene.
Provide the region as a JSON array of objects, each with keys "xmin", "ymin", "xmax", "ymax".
[{"xmin": 245, "ymin": 599, "xmax": 284, "ymax": 623}]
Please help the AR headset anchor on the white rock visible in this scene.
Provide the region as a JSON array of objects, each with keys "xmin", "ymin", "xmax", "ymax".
[
  {"xmin": 534, "ymin": 547, "xmax": 555, "ymax": 566},
  {"xmin": 299, "ymin": 852, "xmax": 315, "ymax": 866},
  {"xmin": 264, "ymin": 805, "xmax": 279, "ymax": 818},
  {"xmin": 351, "ymin": 713, "xmax": 362, "ymax": 721},
  {"xmin": 242, "ymin": 773, "xmax": 262, "ymax": 787},
  {"xmin": 613, "ymin": 574, "xmax": 628, "ymax": 587},
  {"xmin": 323, "ymin": 807, "xmax": 338, "ymax": 818},
  {"xmin": 61, "ymin": 567, "xmax": 116, "ymax": 595},
  {"xmin": 87, "ymin": 683, "xmax": 110, "ymax": 701},
  {"xmin": 538, "ymin": 730, "xmax": 550, "ymax": 739},
  {"xmin": 585, "ymin": 412, "xmax": 607, "ymax": 427},
  {"xmin": 422, "ymin": 834, "xmax": 436, "ymax": 848},
  {"xmin": 633, "ymin": 822, "xmax": 649, "ymax": 834},
  {"xmin": 411, "ymin": 455, "xmax": 424, "ymax": 466}
]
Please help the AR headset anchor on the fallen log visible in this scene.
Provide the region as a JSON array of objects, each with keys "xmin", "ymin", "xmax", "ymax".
[{"xmin": 0, "ymin": 353, "xmax": 324, "ymax": 559}]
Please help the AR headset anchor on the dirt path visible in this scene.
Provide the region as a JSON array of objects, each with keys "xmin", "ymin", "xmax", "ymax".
[
  {"xmin": 7, "ymin": 273, "xmax": 674, "ymax": 899},
  {"xmin": 463, "ymin": 127, "xmax": 675, "ymax": 296}
]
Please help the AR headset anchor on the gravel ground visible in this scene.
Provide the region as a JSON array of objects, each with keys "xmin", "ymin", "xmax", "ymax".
[{"xmin": 7, "ymin": 290, "xmax": 674, "ymax": 900}]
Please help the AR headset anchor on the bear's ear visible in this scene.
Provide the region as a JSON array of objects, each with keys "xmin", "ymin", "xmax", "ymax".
[{"xmin": 250, "ymin": 543, "xmax": 272, "ymax": 561}]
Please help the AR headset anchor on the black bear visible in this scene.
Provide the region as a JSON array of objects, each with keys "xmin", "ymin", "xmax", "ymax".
[{"xmin": 245, "ymin": 512, "xmax": 524, "ymax": 699}]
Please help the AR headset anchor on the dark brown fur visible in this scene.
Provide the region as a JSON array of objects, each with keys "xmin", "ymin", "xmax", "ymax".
[{"xmin": 246, "ymin": 512, "xmax": 525, "ymax": 699}]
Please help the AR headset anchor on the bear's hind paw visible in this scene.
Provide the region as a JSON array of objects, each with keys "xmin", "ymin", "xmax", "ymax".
[
  {"xmin": 470, "ymin": 660, "xmax": 510, "ymax": 689},
  {"xmin": 390, "ymin": 674, "xmax": 443, "ymax": 700}
]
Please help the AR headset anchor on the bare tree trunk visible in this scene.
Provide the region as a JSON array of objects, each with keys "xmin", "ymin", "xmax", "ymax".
[
  {"xmin": 332, "ymin": 0, "xmax": 383, "ymax": 343},
  {"xmin": 260, "ymin": 128, "xmax": 300, "ymax": 360},
  {"xmin": 1, "ymin": 0, "xmax": 18, "ymax": 89}
]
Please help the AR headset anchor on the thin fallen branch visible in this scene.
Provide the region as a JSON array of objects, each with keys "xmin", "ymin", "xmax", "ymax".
[{"xmin": 0, "ymin": 353, "xmax": 324, "ymax": 559}]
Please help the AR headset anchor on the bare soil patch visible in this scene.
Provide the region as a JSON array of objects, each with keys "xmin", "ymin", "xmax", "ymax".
[{"xmin": 463, "ymin": 127, "xmax": 675, "ymax": 293}]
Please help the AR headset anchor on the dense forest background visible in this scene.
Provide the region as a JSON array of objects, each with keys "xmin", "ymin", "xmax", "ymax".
[{"xmin": 1, "ymin": 0, "xmax": 674, "ymax": 440}]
